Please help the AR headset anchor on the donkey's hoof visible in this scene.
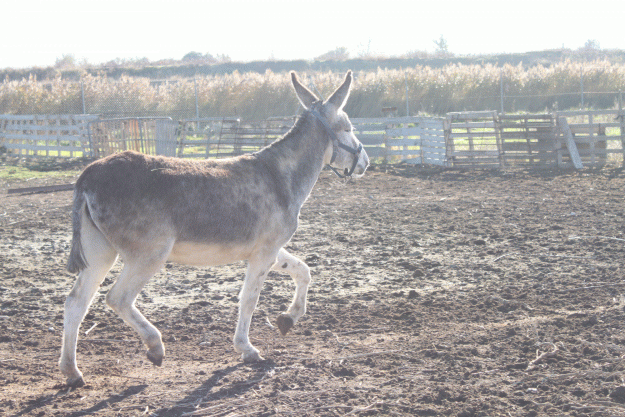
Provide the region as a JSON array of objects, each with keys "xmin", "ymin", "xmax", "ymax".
[
  {"xmin": 276, "ymin": 314, "xmax": 294, "ymax": 336},
  {"xmin": 147, "ymin": 351, "xmax": 163, "ymax": 367},
  {"xmin": 242, "ymin": 350, "xmax": 264, "ymax": 363},
  {"xmin": 66, "ymin": 376, "xmax": 85, "ymax": 388}
]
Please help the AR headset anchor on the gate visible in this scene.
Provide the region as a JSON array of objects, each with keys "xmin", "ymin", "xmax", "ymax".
[
  {"xmin": 88, "ymin": 117, "xmax": 177, "ymax": 158},
  {"xmin": 446, "ymin": 111, "xmax": 501, "ymax": 168}
]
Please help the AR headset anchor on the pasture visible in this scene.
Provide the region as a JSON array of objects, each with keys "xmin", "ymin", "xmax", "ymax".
[{"xmin": 1, "ymin": 165, "xmax": 625, "ymax": 416}]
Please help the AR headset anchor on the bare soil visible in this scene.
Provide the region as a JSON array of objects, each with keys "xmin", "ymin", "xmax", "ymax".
[{"xmin": 1, "ymin": 164, "xmax": 625, "ymax": 416}]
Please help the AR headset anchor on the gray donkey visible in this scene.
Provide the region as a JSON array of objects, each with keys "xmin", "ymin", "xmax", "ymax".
[{"xmin": 60, "ymin": 71, "xmax": 369, "ymax": 387}]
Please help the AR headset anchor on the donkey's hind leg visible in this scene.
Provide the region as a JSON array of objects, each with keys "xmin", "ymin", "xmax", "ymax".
[
  {"xmin": 105, "ymin": 244, "xmax": 173, "ymax": 367},
  {"xmin": 272, "ymin": 248, "xmax": 311, "ymax": 335},
  {"xmin": 60, "ymin": 221, "xmax": 118, "ymax": 387}
]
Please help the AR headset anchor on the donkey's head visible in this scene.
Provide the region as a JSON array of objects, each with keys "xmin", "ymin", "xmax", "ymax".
[{"xmin": 291, "ymin": 71, "xmax": 369, "ymax": 178}]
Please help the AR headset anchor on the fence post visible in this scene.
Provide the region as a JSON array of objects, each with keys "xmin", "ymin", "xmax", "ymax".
[
  {"xmin": 499, "ymin": 68, "xmax": 504, "ymax": 114},
  {"xmin": 619, "ymin": 91, "xmax": 624, "ymax": 159},
  {"xmin": 138, "ymin": 120, "xmax": 144, "ymax": 153},
  {"xmin": 580, "ymin": 65, "xmax": 584, "ymax": 109},
  {"xmin": 81, "ymin": 81, "xmax": 86, "ymax": 114},
  {"xmin": 194, "ymin": 77, "xmax": 200, "ymax": 119},
  {"xmin": 405, "ymin": 72, "xmax": 409, "ymax": 116}
]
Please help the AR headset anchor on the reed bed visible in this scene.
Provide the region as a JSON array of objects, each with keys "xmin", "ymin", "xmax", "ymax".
[{"xmin": 1, "ymin": 60, "xmax": 624, "ymax": 119}]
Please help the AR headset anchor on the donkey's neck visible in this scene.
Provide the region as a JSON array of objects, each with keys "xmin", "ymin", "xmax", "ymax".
[{"xmin": 256, "ymin": 114, "xmax": 329, "ymax": 210}]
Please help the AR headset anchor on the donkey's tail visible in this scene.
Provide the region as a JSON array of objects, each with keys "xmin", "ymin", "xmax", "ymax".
[{"xmin": 67, "ymin": 188, "xmax": 88, "ymax": 273}]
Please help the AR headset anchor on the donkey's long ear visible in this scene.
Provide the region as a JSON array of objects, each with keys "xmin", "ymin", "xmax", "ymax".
[
  {"xmin": 291, "ymin": 72, "xmax": 318, "ymax": 110},
  {"xmin": 326, "ymin": 70, "xmax": 352, "ymax": 110}
]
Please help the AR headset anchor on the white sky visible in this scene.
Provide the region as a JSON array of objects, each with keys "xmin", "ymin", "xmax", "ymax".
[{"xmin": 1, "ymin": 0, "xmax": 623, "ymax": 69}]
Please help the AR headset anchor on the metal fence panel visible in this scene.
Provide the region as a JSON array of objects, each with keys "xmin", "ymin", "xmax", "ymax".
[{"xmin": 88, "ymin": 117, "xmax": 175, "ymax": 158}]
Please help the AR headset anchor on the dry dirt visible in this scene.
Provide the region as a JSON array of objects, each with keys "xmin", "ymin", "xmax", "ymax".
[{"xmin": 1, "ymin": 164, "xmax": 625, "ymax": 416}]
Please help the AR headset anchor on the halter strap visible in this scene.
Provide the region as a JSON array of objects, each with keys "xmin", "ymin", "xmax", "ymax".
[{"xmin": 309, "ymin": 103, "xmax": 362, "ymax": 178}]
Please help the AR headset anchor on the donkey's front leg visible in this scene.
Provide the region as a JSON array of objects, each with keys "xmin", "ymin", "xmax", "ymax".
[
  {"xmin": 272, "ymin": 248, "xmax": 311, "ymax": 335},
  {"xmin": 233, "ymin": 253, "xmax": 277, "ymax": 362}
]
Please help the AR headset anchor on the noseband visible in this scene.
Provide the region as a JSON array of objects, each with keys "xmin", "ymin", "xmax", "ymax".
[{"xmin": 309, "ymin": 103, "xmax": 363, "ymax": 178}]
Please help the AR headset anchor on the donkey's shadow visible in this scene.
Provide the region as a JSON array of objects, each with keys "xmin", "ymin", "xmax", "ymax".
[
  {"xmin": 150, "ymin": 360, "xmax": 276, "ymax": 415},
  {"xmin": 14, "ymin": 361, "xmax": 272, "ymax": 417},
  {"xmin": 12, "ymin": 384, "xmax": 147, "ymax": 417}
]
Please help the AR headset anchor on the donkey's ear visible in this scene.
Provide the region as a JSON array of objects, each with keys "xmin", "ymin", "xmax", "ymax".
[
  {"xmin": 291, "ymin": 72, "xmax": 318, "ymax": 110},
  {"xmin": 326, "ymin": 70, "xmax": 352, "ymax": 110}
]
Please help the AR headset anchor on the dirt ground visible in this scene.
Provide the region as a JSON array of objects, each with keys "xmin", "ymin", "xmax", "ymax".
[{"xmin": 1, "ymin": 163, "xmax": 625, "ymax": 416}]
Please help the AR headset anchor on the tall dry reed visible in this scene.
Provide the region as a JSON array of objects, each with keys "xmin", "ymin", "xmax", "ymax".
[{"xmin": 1, "ymin": 60, "xmax": 624, "ymax": 119}]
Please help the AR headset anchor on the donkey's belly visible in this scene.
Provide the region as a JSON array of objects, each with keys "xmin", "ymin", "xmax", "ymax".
[{"xmin": 168, "ymin": 241, "xmax": 253, "ymax": 266}]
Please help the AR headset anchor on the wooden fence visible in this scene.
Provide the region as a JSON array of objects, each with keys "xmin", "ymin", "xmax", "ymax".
[
  {"xmin": 441, "ymin": 110, "xmax": 624, "ymax": 169},
  {"xmin": 495, "ymin": 110, "xmax": 624, "ymax": 169},
  {"xmin": 1, "ymin": 110, "xmax": 623, "ymax": 169},
  {"xmin": 353, "ymin": 117, "xmax": 447, "ymax": 166},
  {"xmin": 556, "ymin": 110, "xmax": 624, "ymax": 167},
  {"xmin": 0, "ymin": 114, "xmax": 97, "ymax": 158},
  {"xmin": 446, "ymin": 111, "xmax": 500, "ymax": 168},
  {"xmin": 499, "ymin": 113, "xmax": 558, "ymax": 166}
]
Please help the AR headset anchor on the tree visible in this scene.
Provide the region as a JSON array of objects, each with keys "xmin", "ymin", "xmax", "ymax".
[
  {"xmin": 182, "ymin": 51, "xmax": 205, "ymax": 62},
  {"xmin": 579, "ymin": 39, "xmax": 601, "ymax": 60},
  {"xmin": 583, "ymin": 39, "xmax": 600, "ymax": 51},
  {"xmin": 314, "ymin": 47, "xmax": 350, "ymax": 62},
  {"xmin": 55, "ymin": 54, "xmax": 77, "ymax": 69},
  {"xmin": 433, "ymin": 35, "xmax": 451, "ymax": 57},
  {"xmin": 182, "ymin": 52, "xmax": 230, "ymax": 65}
]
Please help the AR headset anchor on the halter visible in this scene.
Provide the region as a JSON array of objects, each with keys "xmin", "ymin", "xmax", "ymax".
[{"xmin": 309, "ymin": 102, "xmax": 363, "ymax": 178}]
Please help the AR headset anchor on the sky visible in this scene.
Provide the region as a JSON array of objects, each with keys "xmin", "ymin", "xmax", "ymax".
[{"xmin": 1, "ymin": 0, "xmax": 623, "ymax": 69}]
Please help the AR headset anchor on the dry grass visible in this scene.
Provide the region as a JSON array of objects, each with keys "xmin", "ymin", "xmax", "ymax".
[{"xmin": 1, "ymin": 60, "xmax": 624, "ymax": 119}]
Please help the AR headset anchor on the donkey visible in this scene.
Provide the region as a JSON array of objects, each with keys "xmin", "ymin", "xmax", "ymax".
[{"xmin": 59, "ymin": 71, "xmax": 369, "ymax": 387}]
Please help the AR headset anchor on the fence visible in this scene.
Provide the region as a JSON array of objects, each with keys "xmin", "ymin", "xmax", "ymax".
[
  {"xmin": 498, "ymin": 113, "xmax": 558, "ymax": 166},
  {"xmin": 446, "ymin": 111, "xmax": 501, "ymax": 168},
  {"xmin": 89, "ymin": 117, "xmax": 177, "ymax": 158},
  {"xmin": 1, "ymin": 110, "xmax": 624, "ymax": 169},
  {"xmin": 0, "ymin": 114, "xmax": 97, "ymax": 158},
  {"xmin": 176, "ymin": 117, "xmax": 296, "ymax": 159}
]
